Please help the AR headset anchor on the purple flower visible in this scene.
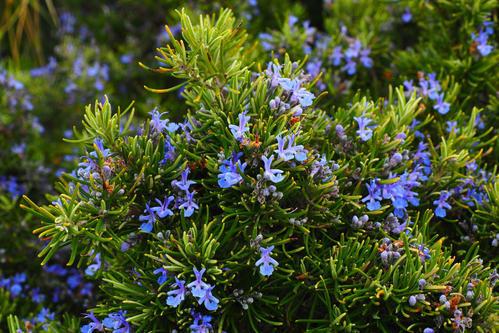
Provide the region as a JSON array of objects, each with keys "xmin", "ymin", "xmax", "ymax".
[
  {"xmin": 179, "ymin": 190, "xmax": 199, "ymax": 217},
  {"xmin": 172, "ymin": 168, "xmax": 196, "ymax": 192},
  {"xmin": 255, "ymin": 246, "xmax": 279, "ymax": 276},
  {"xmin": 102, "ymin": 311, "xmax": 130, "ymax": 333},
  {"xmin": 472, "ymin": 31, "xmax": 493, "ymax": 56},
  {"xmin": 434, "ymin": 93, "xmax": 450, "ymax": 115},
  {"xmin": 153, "ymin": 267, "xmax": 168, "ymax": 285},
  {"xmin": 229, "ymin": 111, "xmax": 251, "ymax": 141},
  {"xmin": 330, "ymin": 46, "xmax": 343, "ymax": 66},
  {"xmin": 354, "ymin": 116, "xmax": 376, "ymax": 141},
  {"xmin": 265, "ymin": 62, "xmax": 282, "ymax": 88},
  {"xmin": 262, "ymin": 155, "xmax": 285, "ymax": 183},
  {"xmin": 360, "ymin": 48, "xmax": 373, "ymax": 68},
  {"xmin": 34, "ymin": 307, "xmax": 55, "ymax": 324},
  {"xmin": 85, "ymin": 253, "xmax": 102, "ymax": 276},
  {"xmin": 139, "ymin": 203, "xmax": 157, "ymax": 233},
  {"xmin": 274, "ymin": 134, "xmax": 308, "ymax": 162},
  {"xmin": 433, "ymin": 191, "xmax": 452, "ymax": 218},
  {"xmin": 161, "ymin": 136, "xmax": 176, "ymax": 163},
  {"xmin": 218, "ymin": 152, "xmax": 247, "ymax": 188},
  {"xmin": 446, "ymin": 121, "xmax": 458, "ymax": 133},
  {"xmin": 197, "ymin": 285, "xmax": 219, "ymax": 311},
  {"xmin": 402, "ymin": 8, "xmax": 412, "ymax": 23},
  {"xmin": 423, "ymin": 329, "xmax": 434, "ymax": 333},
  {"xmin": 166, "ymin": 277, "xmax": 186, "ymax": 307},
  {"xmin": 342, "ymin": 59, "xmax": 357, "ymax": 75},
  {"xmin": 362, "ymin": 180, "xmax": 382, "ymax": 211},
  {"xmin": 190, "ymin": 312, "xmax": 213, "ymax": 333},
  {"xmin": 345, "ymin": 39, "xmax": 361, "ymax": 58},
  {"xmin": 278, "ymin": 78, "xmax": 315, "ymax": 108},
  {"xmin": 149, "ymin": 108, "xmax": 179, "ymax": 134},
  {"xmin": 81, "ymin": 312, "xmax": 104, "ymax": 333},
  {"xmin": 187, "ymin": 267, "xmax": 210, "ymax": 298},
  {"xmin": 151, "ymin": 196, "xmax": 175, "ymax": 218}
]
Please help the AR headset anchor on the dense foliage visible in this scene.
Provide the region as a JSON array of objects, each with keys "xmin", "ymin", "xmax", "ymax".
[{"xmin": 0, "ymin": 1, "xmax": 497, "ymax": 332}]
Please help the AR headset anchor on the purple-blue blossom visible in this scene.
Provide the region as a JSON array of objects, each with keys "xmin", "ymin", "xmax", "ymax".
[
  {"xmin": 362, "ymin": 179, "xmax": 382, "ymax": 211},
  {"xmin": 85, "ymin": 253, "xmax": 102, "ymax": 276},
  {"xmin": 229, "ymin": 111, "xmax": 251, "ymax": 141},
  {"xmin": 81, "ymin": 312, "xmax": 104, "ymax": 333},
  {"xmin": 172, "ymin": 168, "xmax": 196, "ymax": 191},
  {"xmin": 434, "ymin": 93, "xmax": 450, "ymax": 115},
  {"xmin": 179, "ymin": 190, "xmax": 199, "ymax": 217},
  {"xmin": 153, "ymin": 267, "xmax": 168, "ymax": 285},
  {"xmin": 354, "ymin": 116, "xmax": 376, "ymax": 141},
  {"xmin": 433, "ymin": 191, "xmax": 452, "ymax": 218},
  {"xmin": 262, "ymin": 155, "xmax": 285, "ymax": 183},
  {"xmin": 274, "ymin": 134, "xmax": 308, "ymax": 162},
  {"xmin": 197, "ymin": 285, "xmax": 219, "ymax": 311},
  {"xmin": 151, "ymin": 195, "xmax": 175, "ymax": 218},
  {"xmin": 190, "ymin": 312, "xmax": 213, "ymax": 333},
  {"xmin": 166, "ymin": 277, "xmax": 186, "ymax": 307},
  {"xmin": 402, "ymin": 8, "xmax": 412, "ymax": 23},
  {"xmin": 139, "ymin": 203, "xmax": 157, "ymax": 233},
  {"xmin": 187, "ymin": 267, "xmax": 210, "ymax": 298},
  {"xmin": 218, "ymin": 152, "xmax": 247, "ymax": 188},
  {"xmin": 256, "ymin": 246, "xmax": 279, "ymax": 276}
]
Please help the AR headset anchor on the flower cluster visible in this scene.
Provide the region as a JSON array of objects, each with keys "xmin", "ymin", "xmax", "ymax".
[{"xmin": 403, "ymin": 72, "xmax": 450, "ymax": 115}]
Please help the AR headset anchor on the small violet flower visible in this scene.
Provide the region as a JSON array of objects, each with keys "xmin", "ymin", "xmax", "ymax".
[
  {"xmin": 166, "ymin": 277, "xmax": 186, "ymax": 307},
  {"xmin": 255, "ymin": 246, "xmax": 279, "ymax": 276},
  {"xmin": 229, "ymin": 112, "xmax": 251, "ymax": 142},
  {"xmin": 433, "ymin": 191, "xmax": 452, "ymax": 218},
  {"xmin": 262, "ymin": 155, "xmax": 285, "ymax": 183},
  {"xmin": 354, "ymin": 116, "xmax": 376, "ymax": 141}
]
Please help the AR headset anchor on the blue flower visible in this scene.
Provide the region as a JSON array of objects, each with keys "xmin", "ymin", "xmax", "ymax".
[
  {"xmin": 265, "ymin": 62, "xmax": 282, "ymax": 88},
  {"xmin": 81, "ymin": 312, "xmax": 104, "ymax": 333},
  {"xmin": 330, "ymin": 46, "xmax": 343, "ymax": 66},
  {"xmin": 229, "ymin": 111, "xmax": 251, "ymax": 141},
  {"xmin": 167, "ymin": 277, "xmax": 186, "ymax": 307},
  {"xmin": 342, "ymin": 59, "xmax": 357, "ymax": 75},
  {"xmin": 262, "ymin": 155, "xmax": 285, "ymax": 183},
  {"xmin": 187, "ymin": 267, "xmax": 210, "ymax": 298},
  {"xmin": 153, "ymin": 267, "xmax": 168, "ymax": 285},
  {"xmin": 278, "ymin": 78, "xmax": 315, "ymax": 108},
  {"xmin": 446, "ymin": 120, "xmax": 459, "ymax": 134},
  {"xmin": 190, "ymin": 312, "xmax": 213, "ymax": 333},
  {"xmin": 402, "ymin": 8, "xmax": 412, "ymax": 23},
  {"xmin": 433, "ymin": 191, "xmax": 452, "ymax": 218},
  {"xmin": 172, "ymin": 168, "xmax": 196, "ymax": 191},
  {"xmin": 362, "ymin": 180, "xmax": 382, "ymax": 211},
  {"xmin": 151, "ymin": 195, "xmax": 175, "ymax": 218},
  {"xmin": 197, "ymin": 284, "xmax": 219, "ymax": 311},
  {"xmin": 102, "ymin": 310, "xmax": 130, "ymax": 333},
  {"xmin": 472, "ymin": 30, "xmax": 493, "ymax": 56},
  {"xmin": 34, "ymin": 307, "xmax": 55, "ymax": 324},
  {"xmin": 274, "ymin": 134, "xmax": 308, "ymax": 162},
  {"xmin": 345, "ymin": 39, "xmax": 361, "ymax": 58},
  {"xmin": 85, "ymin": 253, "xmax": 102, "ymax": 276},
  {"xmin": 139, "ymin": 203, "xmax": 157, "ymax": 233},
  {"xmin": 218, "ymin": 152, "xmax": 247, "ymax": 188},
  {"xmin": 434, "ymin": 93, "xmax": 450, "ymax": 115},
  {"xmin": 255, "ymin": 246, "xmax": 279, "ymax": 276},
  {"xmin": 161, "ymin": 136, "xmax": 176, "ymax": 163},
  {"xmin": 149, "ymin": 108, "xmax": 179, "ymax": 134},
  {"xmin": 354, "ymin": 116, "xmax": 376, "ymax": 141},
  {"xmin": 360, "ymin": 48, "xmax": 373, "ymax": 68},
  {"xmin": 179, "ymin": 190, "xmax": 199, "ymax": 217}
]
